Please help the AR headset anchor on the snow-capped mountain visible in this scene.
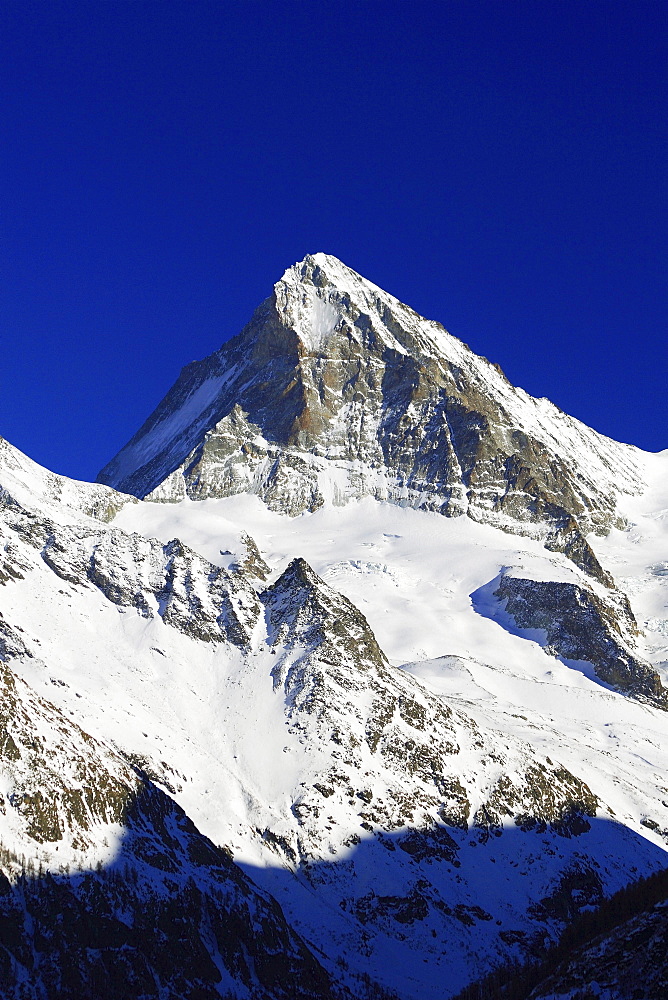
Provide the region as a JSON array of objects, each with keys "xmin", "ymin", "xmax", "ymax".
[
  {"xmin": 97, "ymin": 254, "xmax": 642, "ymax": 583},
  {"xmin": 1, "ymin": 256, "xmax": 667, "ymax": 998}
]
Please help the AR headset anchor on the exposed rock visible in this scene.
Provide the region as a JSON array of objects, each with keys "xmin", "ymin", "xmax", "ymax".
[
  {"xmin": 97, "ymin": 254, "xmax": 643, "ymax": 577},
  {"xmin": 230, "ymin": 531, "xmax": 271, "ymax": 583},
  {"xmin": 475, "ymin": 765, "xmax": 598, "ymax": 841},
  {"xmin": 494, "ymin": 576, "xmax": 668, "ymax": 707},
  {"xmin": 12, "ymin": 509, "xmax": 262, "ymax": 647},
  {"xmin": 262, "ymin": 556, "xmax": 388, "ymax": 675}
]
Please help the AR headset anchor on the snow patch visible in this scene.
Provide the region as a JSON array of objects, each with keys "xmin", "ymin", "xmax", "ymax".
[
  {"xmin": 112, "ymin": 374, "xmax": 231, "ymax": 479},
  {"xmin": 301, "ymin": 293, "xmax": 340, "ymax": 352}
]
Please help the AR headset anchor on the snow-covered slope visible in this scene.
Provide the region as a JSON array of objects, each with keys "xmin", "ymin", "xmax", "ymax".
[
  {"xmin": 0, "ymin": 435, "xmax": 134, "ymax": 525},
  {"xmin": 0, "ymin": 593, "xmax": 341, "ymax": 1000},
  {"xmin": 2, "ymin": 428, "xmax": 668, "ymax": 997}
]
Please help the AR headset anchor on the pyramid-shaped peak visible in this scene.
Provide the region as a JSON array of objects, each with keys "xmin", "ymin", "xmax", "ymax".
[
  {"xmin": 97, "ymin": 251, "xmax": 643, "ymax": 547},
  {"xmin": 277, "ymin": 252, "xmax": 397, "ymax": 304},
  {"xmin": 271, "ymin": 251, "xmax": 448, "ymax": 359},
  {"xmin": 281, "ymin": 251, "xmax": 361, "ymax": 277}
]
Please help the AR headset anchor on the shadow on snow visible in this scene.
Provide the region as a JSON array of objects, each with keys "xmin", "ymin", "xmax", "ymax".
[{"xmin": 0, "ymin": 773, "xmax": 666, "ymax": 1000}]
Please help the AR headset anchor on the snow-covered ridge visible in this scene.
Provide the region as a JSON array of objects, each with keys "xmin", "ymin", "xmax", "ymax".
[{"xmin": 0, "ymin": 436, "xmax": 134, "ymax": 526}]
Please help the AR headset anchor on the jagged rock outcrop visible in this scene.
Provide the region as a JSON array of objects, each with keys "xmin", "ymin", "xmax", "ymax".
[
  {"xmin": 1, "ymin": 489, "xmax": 261, "ymax": 647},
  {"xmin": 261, "ymin": 558, "xmax": 601, "ymax": 853},
  {"xmin": 492, "ymin": 576, "xmax": 668, "ymax": 707},
  {"xmin": 230, "ymin": 531, "xmax": 271, "ymax": 582},
  {"xmin": 97, "ymin": 254, "xmax": 643, "ymax": 579},
  {"xmin": 263, "ymin": 556, "xmax": 388, "ymax": 674}
]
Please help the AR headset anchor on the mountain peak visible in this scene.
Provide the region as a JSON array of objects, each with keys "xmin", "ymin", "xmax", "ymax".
[
  {"xmin": 97, "ymin": 256, "xmax": 643, "ymax": 576},
  {"xmin": 279, "ymin": 252, "xmax": 375, "ymax": 287},
  {"xmin": 270, "ymin": 251, "xmax": 414, "ymax": 357}
]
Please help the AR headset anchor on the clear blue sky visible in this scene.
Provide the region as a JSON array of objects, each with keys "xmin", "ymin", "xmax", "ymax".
[{"xmin": 1, "ymin": 1, "xmax": 665, "ymax": 481}]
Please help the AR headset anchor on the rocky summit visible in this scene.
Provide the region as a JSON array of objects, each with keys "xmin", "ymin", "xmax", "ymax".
[
  {"xmin": 98, "ymin": 254, "xmax": 640, "ymax": 580},
  {"xmin": 1, "ymin": 256, "xmax": 667, "ymax": 999}
]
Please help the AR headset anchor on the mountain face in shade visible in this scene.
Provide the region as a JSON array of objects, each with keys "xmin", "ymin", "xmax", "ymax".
[
  {"xmin": 97, "ymin": 254, "xmax": 641, "ymax": 583},
  {"xmin": 1, "ymin": 255, "xmax": 667, "ymax": 999}
]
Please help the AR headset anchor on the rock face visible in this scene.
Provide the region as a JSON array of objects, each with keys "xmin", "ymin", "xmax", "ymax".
[
  {"xmin": 488, "ymin": 575, "xmax": 668, "ymax": 708},
  {"xmin": 97, "ymin": 254, "xmax": 642, "ymax": 579},
  {"xmin": 2, "ymin": 496, "xmax": 261, "ymax": 649}
]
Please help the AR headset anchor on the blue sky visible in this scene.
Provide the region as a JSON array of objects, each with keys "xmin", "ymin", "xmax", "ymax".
[{"xmin": 1, "ymin": 1, "xmax": 665, "ymax": 481}]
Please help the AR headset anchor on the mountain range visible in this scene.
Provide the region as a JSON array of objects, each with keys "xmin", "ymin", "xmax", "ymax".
[{"xmin": 1, "ymin": 253, "xmax": 666, "ymax": 999}]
